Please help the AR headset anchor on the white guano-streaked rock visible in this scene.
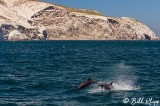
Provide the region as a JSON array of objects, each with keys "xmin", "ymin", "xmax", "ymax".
[{"xmin": 0, "ymin": 0, "xmax": 159, "ymax": 40}]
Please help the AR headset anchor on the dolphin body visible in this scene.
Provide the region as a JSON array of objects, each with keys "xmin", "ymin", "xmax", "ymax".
[
  {"xmin": 78, "ymin": 78, "xmax": 114, "ymax": 90},
  {"xmin": 77, "ymin": 78, "xmax": 98, "ymax": 89},
  {"xmin": 98, "ymin": 82, "xmax": 114, "ymax": 90}
]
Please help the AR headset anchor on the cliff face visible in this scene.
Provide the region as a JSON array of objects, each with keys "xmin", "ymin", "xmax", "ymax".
[{"xmin": 0, "ymin": 0, "xmax": 159, "ymax": 40}]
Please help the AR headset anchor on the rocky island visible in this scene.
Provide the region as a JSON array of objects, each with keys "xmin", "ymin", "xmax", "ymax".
[{"xmin": 0, "ymin": 0, "xmax": 159, "ymax": 41}]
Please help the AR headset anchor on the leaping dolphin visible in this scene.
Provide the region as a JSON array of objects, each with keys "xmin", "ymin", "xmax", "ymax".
[
  {"xmin": 77, "ymin": 78, "xmax": 98, "ymax": 89},
  {"xmin": 78, "ymin": 78, "xmax": 114, "ymax": 90}
]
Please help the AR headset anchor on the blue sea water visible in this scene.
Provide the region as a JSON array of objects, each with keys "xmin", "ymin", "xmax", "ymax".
[{"xmin": 0, "ymin": 41, "xmax": 160, "ymax": 106}]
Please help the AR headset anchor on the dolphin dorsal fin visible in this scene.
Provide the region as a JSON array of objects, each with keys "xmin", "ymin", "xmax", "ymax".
[{"xmin": 110, "ymin": 82, "xmax": 113, "ymax": 85}]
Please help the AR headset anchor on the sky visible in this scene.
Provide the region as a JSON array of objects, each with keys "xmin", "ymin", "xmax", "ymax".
[{"xmin": 43, "ymin": 0, "xmax": 160, "ymax": 36}]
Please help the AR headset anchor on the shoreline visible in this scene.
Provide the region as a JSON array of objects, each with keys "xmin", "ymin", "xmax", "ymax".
[{"xmin": 0, "ymin": 39, "xmax": 159, "ymax": 42}]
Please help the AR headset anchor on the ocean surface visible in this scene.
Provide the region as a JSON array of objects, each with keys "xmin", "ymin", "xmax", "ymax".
[{"xmin": 0, "ymin": 41, "xmax": 160, "ymax": 106}]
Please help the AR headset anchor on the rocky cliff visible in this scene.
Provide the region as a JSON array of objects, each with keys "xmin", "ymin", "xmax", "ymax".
[{"xmin": 0, "ymin": 0, "xmax": 159, "ymax": 40}]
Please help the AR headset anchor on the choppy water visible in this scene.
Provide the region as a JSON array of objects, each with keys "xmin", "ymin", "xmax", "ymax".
[{"xmin": 0, "ymin": 41, "xmax": 160, "ymax": 106}]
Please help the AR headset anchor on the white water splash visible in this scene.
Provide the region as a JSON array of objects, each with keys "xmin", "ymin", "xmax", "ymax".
[
  {"xmin": 88, "ymin": 82, "xmax": 140, "ymax": 94},
  {"xmin": 88, "ymin": 62, "xmax": 140, "ymax": 94},
  {"xmin": 88, "ymin": 86, "xmax": 106, "ymax": 94},
  {"xmin": 113, "ymin": 82, "xmax": 140, "ymax": 91}
]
